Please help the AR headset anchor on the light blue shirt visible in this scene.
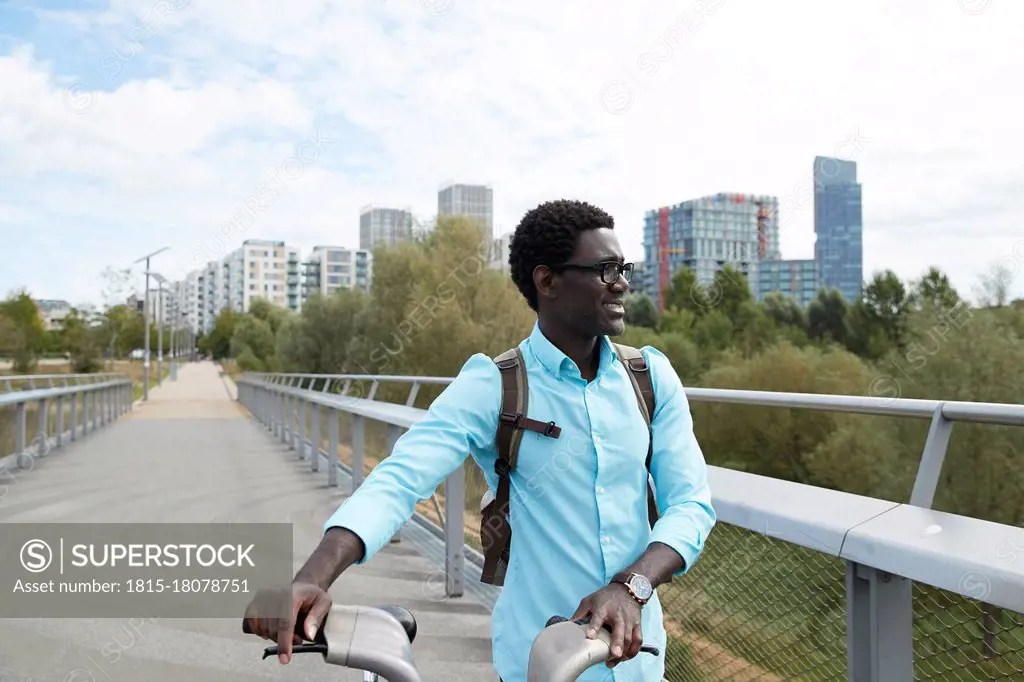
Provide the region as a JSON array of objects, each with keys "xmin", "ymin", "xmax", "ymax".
[{"xmin": 324, "ymin": 321, "xmax": 716, "ymax": 681}]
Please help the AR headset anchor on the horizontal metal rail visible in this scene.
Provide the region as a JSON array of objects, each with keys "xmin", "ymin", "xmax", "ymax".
[
  {"xmin": 236, "ymin": 370, "xmax": 1024, "ymax": 682},
  {"xmin": 243, "ymin": 371, "xmax": 1024, "ymax": 509},
  {"xmin": 0, "ymin": 374, "xmax": 135, "ymax": 484},
  {"xmin": 0, "ymin": 372, "xmax": 126, "ymax": 393}
]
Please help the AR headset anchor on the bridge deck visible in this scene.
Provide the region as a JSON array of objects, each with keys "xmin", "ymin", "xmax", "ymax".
[{"xmin": 0, "ymin": 361, "xmax": 495, "ymax": 681}]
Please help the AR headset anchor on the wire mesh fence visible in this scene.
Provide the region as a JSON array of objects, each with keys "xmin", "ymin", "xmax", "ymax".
[
  {"xmin": 913, "ymin": 583, "xmax": 1024, "ymax": 680},
  {"xmin": 656, "ymin": 522, "xmax": 848, "ymax": 681}
]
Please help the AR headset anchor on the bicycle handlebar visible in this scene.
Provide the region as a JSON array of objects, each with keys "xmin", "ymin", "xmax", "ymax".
[
  {"xmin": 244, "ymin": 604, "xmax": 660, "ymax": 682},
  {"xmin": 526, "ymin": 616, "xmax": 660, "ymax": 682},
  {"xmin": 247, "ymin": 604, "xmax": 422, "ymax": 682}
]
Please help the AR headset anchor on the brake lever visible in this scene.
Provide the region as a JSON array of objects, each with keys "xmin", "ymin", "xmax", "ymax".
[
  {"xmin": 242, "ymin": 618, "xmax": 328, "ymax": 660},
  {"xmin": 544, "ymin": 616, "xmax": 660, "ymax": 657}
]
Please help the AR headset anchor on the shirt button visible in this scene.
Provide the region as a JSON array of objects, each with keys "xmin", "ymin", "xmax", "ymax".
[
  {"xmin": 594, "ymin": 436, "xmax": 601, "ymax": 444},
  {"xmin": 596, "ymin": 486, "xmax": 604, "ymax": 494},
  {"xmin": 602, "ymin": 536, "xmax": 611, "ymax": 545}
]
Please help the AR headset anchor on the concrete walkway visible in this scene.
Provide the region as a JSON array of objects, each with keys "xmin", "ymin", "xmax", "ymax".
[{"xmin": 0, "ymin": 361, "xmax": 495, "ymax": 681}]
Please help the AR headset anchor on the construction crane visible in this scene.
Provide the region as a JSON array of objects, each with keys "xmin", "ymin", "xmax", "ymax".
[{"xmin": 755, "ymin": 201, "xmax": 769, "ymax": 260}]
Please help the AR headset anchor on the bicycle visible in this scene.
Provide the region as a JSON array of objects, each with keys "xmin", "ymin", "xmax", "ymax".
[{"xmin": 246, "ymin": 603, "xmax": 660, "ymax": 682}]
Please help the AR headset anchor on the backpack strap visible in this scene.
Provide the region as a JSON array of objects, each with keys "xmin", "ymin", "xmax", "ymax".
[
  {"xmin": 612, "ymin": 343, "xmax": 660, "ymax": 528},
  {"xmin": 481, "ymin": 346, "xmax": 562, "ymax": 585}
]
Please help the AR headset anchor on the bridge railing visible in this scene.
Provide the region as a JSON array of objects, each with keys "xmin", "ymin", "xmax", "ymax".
[
  {"xmin": 0, "ymin": 373, "xmax": 135, "ymax": 495},
  {"xmin": 235, "ymin": 371, "xmax": 1024, "ymax": 682}
]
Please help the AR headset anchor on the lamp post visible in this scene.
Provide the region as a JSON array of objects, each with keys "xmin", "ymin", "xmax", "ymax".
[
  {"xmin": 133, "ymin": 247, "xmax": 169, "ymax": 401},
  {"xmin": 147, "ymin": 271, "xmax": 169, "ymax": 388}
]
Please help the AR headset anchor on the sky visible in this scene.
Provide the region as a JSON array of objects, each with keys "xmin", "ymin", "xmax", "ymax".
[{"xmin": 1, "ymin": 0, "xmax": 1022, "ymax": 310}]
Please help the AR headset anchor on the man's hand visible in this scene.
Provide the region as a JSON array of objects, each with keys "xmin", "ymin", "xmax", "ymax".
[
  {"xmin": 570, "ymin": 583, "xmax": 643, "ymax": 667},
  {"xmin": 242, "ymin": 582, "xmax": 333, "ymax": 664}
]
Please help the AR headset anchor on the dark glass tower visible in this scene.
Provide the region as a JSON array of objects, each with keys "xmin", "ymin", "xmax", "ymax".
[{"xmin": 813, "ymin": 156, "xmax": 863, "ymax": 302}]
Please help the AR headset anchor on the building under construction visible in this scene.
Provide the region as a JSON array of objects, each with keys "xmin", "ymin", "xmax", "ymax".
[{"xmin": 641, "ymin": 192, "xmax": 781, "ymax": 311}]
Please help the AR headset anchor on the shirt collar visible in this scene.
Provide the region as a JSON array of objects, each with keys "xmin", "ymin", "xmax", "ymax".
[{"xmin": 526, "ymin": 320, "xmax": 617, "ymax": 381}]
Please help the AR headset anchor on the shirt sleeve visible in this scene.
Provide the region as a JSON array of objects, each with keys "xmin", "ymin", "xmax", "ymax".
[
  {"xmin": 643, "ymin": 346, "xmax": 717, "ymax": 575},
  {"xmin": 322, "ymin": 352, "xmax": 502, "ymax": 563}
]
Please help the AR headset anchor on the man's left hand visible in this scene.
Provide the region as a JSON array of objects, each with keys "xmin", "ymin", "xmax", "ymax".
[{"xmin": 570, "ymin": 583, "xmax": 643, "ymax": 667}]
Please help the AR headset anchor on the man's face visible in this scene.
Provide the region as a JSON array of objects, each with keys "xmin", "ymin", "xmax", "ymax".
[{"xmin": 552, "ymin": 228, "xmax": 631, "ymax": 337}]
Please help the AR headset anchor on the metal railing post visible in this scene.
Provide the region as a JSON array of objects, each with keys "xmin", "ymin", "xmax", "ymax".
[
  {"xmin": 84, "ymin": 390, "xmax": 91, "ymax": 435},
  {"xmin": 56, "ymin": 395, "xmax": 64, "ymax": 448},
  {"xmin": 297, "ymin": 398, "xmax": 307, "ymax": 459},
  {"xmin": 284, "ymin": 394, "xmax": 293, "ymax": 446},
  {"xmin": 352, "ymin": 415, "xmax": 365, "ymax": 491},
  {"xmin": 70, "ymin": 389, "xmax": 78, "ymax": 441},
  {"xmin": 275, "ymin": 389, "xmax": 283, "ymax": 437},
  {"xmin": 444, "ymin": 463, "xmax": 465, "ymax": 598},
  {"xmin": 328, "ymin": 408, "xmax": 339, "ymax": 487},
  {"xmin": 311, "ymin": 403, "xmax": 321, "ymax": 472},
  {"xmin": 37, "ymin": 398, "xmax": 48, "ymax": 454},
  {"xmin": 14, "ymin": 402, "xmax": 26, "ymax": 464},
  {"xmin": 846, "ymin": 561, "xmax": 913, "ymax": 681},
  {"xmin": 909, "ymin": 404, "xmax": 954, "ymax": 508}
]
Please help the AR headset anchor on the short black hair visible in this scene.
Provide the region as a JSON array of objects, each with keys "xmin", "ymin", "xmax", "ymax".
[{"xmin": 508, "ymin": 199, "xmax": 615, "ymax": 311}]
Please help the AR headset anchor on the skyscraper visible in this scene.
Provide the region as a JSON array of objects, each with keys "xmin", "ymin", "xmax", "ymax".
[
  {"xmin": 359, "ymin": 206, "xmax": 414, "ymax": 251},
  {"xmin": 438, "ymin": 182, "xmax": 494, "ymax": 242},
  {"xmin": 813, "ymin": 156, "xmax": 863, "ymax": 302}
]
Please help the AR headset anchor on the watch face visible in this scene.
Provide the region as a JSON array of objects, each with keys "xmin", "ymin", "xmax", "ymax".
[{"xmin": 630, "ymin": 575, "xmax": 653, "ymax": 600}]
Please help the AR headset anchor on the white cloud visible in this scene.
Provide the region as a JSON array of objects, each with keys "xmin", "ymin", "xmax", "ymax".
[{"xmin": 1, "ymin": 0, "xmax": 1022, "ymax": 306}]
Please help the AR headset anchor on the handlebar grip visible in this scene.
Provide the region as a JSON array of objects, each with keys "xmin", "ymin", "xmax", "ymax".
[{"xmin": 544, "ymin": 615, "xmax": 660, "ymax": 657}]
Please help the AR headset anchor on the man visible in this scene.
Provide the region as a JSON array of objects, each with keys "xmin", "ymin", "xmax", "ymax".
[{"xmin": 243, "ymin": 199, "xmax": 716, "ymax": 681}]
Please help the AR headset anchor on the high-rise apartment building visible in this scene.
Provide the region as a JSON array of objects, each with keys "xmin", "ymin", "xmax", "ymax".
[
  {"xmin": 438, "ymin": 182, "xmax": 494, "ymax": 242},
  {"xmin": 302, "ymin": 246, "xmax": 373, "ymax": 298},
  {"xmin": 177, "ymin": 238, "xmax": 383, "ymax": 335},
  {"xmin": 359, "ymin": 206, "xmax": 414, "ymax": 251},
  {"xmin": 226, "ymin": 239, "xmax": 304, "ymax": 313},
  {"xmin": 814, "ymin": 156, "xmax": 863, "ymax": 302},
  {"xmin": 642, "ymin": 192, "xmax": 780, "ymax": 310}
]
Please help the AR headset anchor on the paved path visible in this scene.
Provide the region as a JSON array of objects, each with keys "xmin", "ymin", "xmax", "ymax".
[{"xmin": 0, "ymin": 361, "xmax": 495, "ymax": 681}]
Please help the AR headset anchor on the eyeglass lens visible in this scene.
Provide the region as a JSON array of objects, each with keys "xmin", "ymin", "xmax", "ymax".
[{"xmin": 602, "ymin": 262, "xmax": 633, "ymax": 283}]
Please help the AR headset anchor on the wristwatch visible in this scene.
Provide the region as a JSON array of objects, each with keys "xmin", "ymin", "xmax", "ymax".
[{"xmin": 612, "ymin": 572, "xmax": 654, "ymax": 606}]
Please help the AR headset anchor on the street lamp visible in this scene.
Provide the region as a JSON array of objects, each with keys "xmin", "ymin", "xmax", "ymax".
[
  {"xmin": 147, "ymin": 271, "xmax": 169, "ymax": 388},
  {"xmin": 133, "ymin": 247, "xmax": 169, "ymax": 401}
]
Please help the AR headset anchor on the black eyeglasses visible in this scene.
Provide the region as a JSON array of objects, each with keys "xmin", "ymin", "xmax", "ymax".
[{"xmin": 556, "ymin": 260, "xmax": 634, "ymax": 284}]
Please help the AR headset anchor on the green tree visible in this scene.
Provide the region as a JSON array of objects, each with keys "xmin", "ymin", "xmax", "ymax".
[
  {"xmin": 663, "ymin": 267, "xmax": 706, "ymax": 315},
  {"xmin": 908, "ymin": 266, "xmax": 960, "ymax": 312},
  {"xmin": 807, "ymin": 288, "xmax": 850, "ymax": 347},
  {"xmin": 276, "ymin": 289, "xmax": 368, "ymax": 373},
  {"xmin": 230, "ymin": 315, "xmax": 276, "ymax": 365},
  {"xmin": 624, "ymin": 292, "xmax": 658, "ymax": 328},
  {"xmin": 0, "ymin": 290, "xmax": 46, "ymax": 372},
  {"xmin": 62, "ymin": 309, "xmax": 103, "ymax": 372},
  {"xmin": 248, "ymin": 297, "xmax": 290, "ymax": 336},
  {"xmin": 709, "ymin": 264, "xmax": 753, "ymax": 320},
  {"xmin": 691, "ymin": 341, "xmax": 909, "ymax": 495},
  {"xmin": 202, "ymin": 309, "xmax": 240, "ymax": 360},
  {"xmin": 762, "ymin": 292, "xmax": 807, "ymax": 330},
  {"xmin": 846, "ymin": 270, "xmax": 909, "ymax": 359}
]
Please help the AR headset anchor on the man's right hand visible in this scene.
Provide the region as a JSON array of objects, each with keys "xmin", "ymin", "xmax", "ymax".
[{"xmin": 242, "ymin": 581, "xmax": 333, "ymax": 664}]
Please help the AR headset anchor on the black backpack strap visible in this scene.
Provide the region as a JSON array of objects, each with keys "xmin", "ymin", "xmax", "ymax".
[
  {"xmin": 613, "ymin": 343, "xmax": 659, "ymax": 528},
  {"xmin": 481, "ymin": 347, "xmax": 561, "ymax": 586}
]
